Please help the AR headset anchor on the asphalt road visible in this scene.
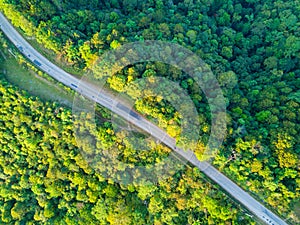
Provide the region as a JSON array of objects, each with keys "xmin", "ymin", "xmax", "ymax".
[{"xmin": 0, "ymin": 12, "xmax": 288, "ymax": 225}]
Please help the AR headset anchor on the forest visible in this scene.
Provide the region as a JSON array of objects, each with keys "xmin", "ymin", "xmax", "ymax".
[
  {"xmin": 0, "ymin": 0, "xmax": 299, "ymax": 224},
  {"xmin": 0, "ymin": 74, "xmax": 253, "ymax": 224}
]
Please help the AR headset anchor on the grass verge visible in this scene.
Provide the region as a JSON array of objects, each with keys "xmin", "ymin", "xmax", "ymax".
[{"xmin": 0, "ymin": 46, "xmax": 74, "ymax": 108}]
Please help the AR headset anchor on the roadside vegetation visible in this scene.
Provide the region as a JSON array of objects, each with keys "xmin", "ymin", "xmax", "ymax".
[{"xmin": 0, "ymin": 32, "xmax": 75, "ymax": 106}]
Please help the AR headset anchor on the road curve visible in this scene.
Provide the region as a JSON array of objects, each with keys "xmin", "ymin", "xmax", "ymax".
[{"xmin": 0, "ymin": 12, "xmax": 288, "ymax": 225}]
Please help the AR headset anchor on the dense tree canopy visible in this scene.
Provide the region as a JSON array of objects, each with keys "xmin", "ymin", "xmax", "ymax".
[
  {"xmin": 0, "ymin": 0, "xmax": 299, "ymax": 223},
  {"xmin": 0, "ymin": 77, "xmax": 253, "ymax": 224}
]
